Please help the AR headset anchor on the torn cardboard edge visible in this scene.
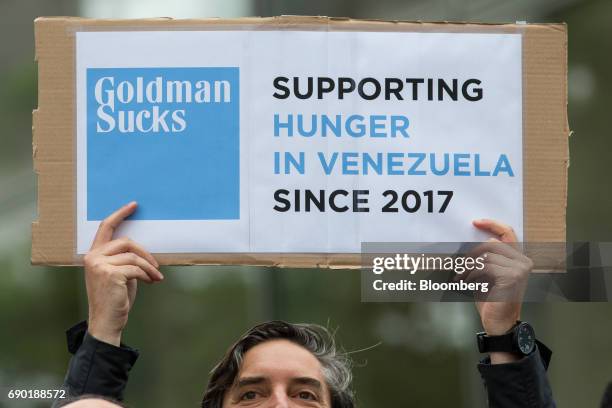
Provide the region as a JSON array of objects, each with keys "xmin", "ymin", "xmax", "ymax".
[{"xmin": 31, "ymin": 16, "xmax": 569, "ymax": 268}]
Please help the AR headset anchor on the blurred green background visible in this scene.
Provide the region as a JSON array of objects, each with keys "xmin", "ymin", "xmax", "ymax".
[{"xmin": 1, "ymin": 0, "xmax": 611, "ymax": 407}]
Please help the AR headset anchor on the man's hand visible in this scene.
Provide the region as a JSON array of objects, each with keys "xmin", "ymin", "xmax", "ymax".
[
  {"xmin": 470, "ymin": 219, "xmax": 534, "ymax": 364},
  {"xmin": 84, "ymin": 202, "xmax": 163, "ymax": 346}
]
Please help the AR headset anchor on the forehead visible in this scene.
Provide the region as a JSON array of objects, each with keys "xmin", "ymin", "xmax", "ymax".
[
  {"xmin": 239, "ymin": 339, "xmax": 325, "ymax": 382},
  {"xmin": 63, "ymin": 399, "xmax": 121, "ymax": 408}
]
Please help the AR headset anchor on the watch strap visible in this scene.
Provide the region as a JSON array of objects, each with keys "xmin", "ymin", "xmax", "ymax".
[
  {"xmin": 477, "ymin": 321, "xmax": 523, "ymax": 354},
  {"xmin": 478, "ymin": 331, "xmax": 516, "ymax": 353}
]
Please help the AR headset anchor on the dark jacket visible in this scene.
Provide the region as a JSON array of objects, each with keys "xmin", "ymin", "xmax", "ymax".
[{"xmin": 54, "ymin": 321, "xmax": 556, "ymax": 407}]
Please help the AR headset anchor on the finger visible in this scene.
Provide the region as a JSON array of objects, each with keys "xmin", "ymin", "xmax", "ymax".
[
  {"xmin": 107, "ymin": 252, "xmax": 164, "ymax": 281},
  {"xmin": 98, "ymin": 237, "xmax": 159, "ymax": 268},
  {"xmin": 464, "ymin": 263, "xmax": 529, "ymax": 299},
  {"xmin": 91, "ymin": 202, "xmax": 138, "ymax": 249},
  {"xmin": 468, "ymin": 239, "xmax": 521, "ymax": 261},
  {"xmin": 472, "ymin": 219, "xmax": 518, "ymax": 243},
  {"xmin": 482, "ymin": 252, "xmax": 517, "ymax": 268},
  {"xmin": 468, "ymin": 266, "xmax": 527, "ymax": 302},
  {"xmin": 110, "ymin": 264, "xmax": 153, "ymax": 283},
  {"xmin": 462, "ymin": 263, "xmax": 503, "ymax": 284}
]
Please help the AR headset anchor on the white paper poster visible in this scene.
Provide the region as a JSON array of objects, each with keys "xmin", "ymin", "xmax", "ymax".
[{"xmin": 75, "ymin": 30, "xmax": 523, "ymax": 254}]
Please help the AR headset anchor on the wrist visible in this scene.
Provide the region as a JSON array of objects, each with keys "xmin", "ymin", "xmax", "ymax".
[
  {"xmin": 88, "ymin": 320, "xmax": 122, "ymax": 347},
  {"xmin": 480, "ymin": 304, "xmax": 521, "ymax": 336},
  {"xmin": 482, "ymin": 321, "xmax": 517, "ymax": 336},
  {"xmin": 489, "ymin": 351, "xmax": 522, "ymax": 364},
  {"xmin": 482, "ymin": 313, "xmax": 521, "ymax": 336},
  {"xmin": 482, "ymin": 322, "xmax": 524, "ymax": 363}
]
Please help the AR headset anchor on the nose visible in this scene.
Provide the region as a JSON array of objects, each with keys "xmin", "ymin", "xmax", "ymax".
[{"xmin": 268, "ymin": 388, "xmax": 290, "ymax": 408}]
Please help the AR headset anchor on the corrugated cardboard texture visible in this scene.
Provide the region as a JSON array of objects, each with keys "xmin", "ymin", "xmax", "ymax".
[{"xmin": 32, "ymin": 16, "xmax": 569, "ymax": 268}]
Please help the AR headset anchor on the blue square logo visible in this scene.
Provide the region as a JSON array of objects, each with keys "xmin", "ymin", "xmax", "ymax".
[{"xmin": 86, "ymin": 67, "xmax": 240, "ymax": 220}]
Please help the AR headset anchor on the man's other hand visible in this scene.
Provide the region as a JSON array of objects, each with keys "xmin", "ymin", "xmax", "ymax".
[
  {"xmin": 84, "ymin": 202, "xmax": 163, "ymax": 346},
  {"xmin": 470, "ymin": 219, "xmax": 533, "ymax": 364}
]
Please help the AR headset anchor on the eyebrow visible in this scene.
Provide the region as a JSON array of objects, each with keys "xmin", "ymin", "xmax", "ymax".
[
  {"xmin": 291, "ymin": 377, "xmax": 323, "ymax": 390},
  {"xmin": 235, "ymin": 377, "xmax": 268, "ymax": 388},
  {"xmin": 234, "ymin": 376, "xmax": 323, "ymax": 390}
]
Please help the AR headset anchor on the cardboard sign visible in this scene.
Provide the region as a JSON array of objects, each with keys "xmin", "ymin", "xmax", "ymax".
[{"xmin": 32, "ymin": 17, "xmax": 569, "ymax": 267}]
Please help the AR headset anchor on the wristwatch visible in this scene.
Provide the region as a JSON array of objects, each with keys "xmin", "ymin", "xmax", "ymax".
[{"xmin": 477, "ymin": 321, "xmax": 536, "ymax": 355}]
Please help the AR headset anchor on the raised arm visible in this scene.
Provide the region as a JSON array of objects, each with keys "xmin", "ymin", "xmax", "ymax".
[
  {"xmin": 55, "ymin": 202, "xmax": 162, "ymax": 405},
  {"xmin": 471, "ymin": 219, "xmax": 555, "ymax": 408}
]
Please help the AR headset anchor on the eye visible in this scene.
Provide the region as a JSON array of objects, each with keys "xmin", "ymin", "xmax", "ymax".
[
  {"xmin": 240, "ymin": 391, "xmax": 259, "ymax": 400},
  {"xmin": 297, "ymin": 391, "xmax": 317, "ymax": 401}
]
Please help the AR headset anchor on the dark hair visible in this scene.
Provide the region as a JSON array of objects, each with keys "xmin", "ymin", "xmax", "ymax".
[
  {"xmin": 201, "ymin": 321, "xmax": 355, "ymax": 408},
  {"xmin": 55, "ymin": 394, "xmax": 126, "ymax": 407},
  {"xmin": 601, "ymin": 382, "xmax": 612, "ymax": 408}
]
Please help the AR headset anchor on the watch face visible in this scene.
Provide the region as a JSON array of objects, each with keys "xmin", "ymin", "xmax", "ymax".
[{"xmin": 517, "ymin": 323, "xmax": 536, "ymax": 354}]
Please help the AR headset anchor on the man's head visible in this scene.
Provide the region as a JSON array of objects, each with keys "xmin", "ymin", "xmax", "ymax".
[
  {"xmin": 201, "ymin": 321, "xmax": 354, "ymax": 408},
  {"xmin": 57, "ymin": 395, "xmax": 124, "ymax": 407}
]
